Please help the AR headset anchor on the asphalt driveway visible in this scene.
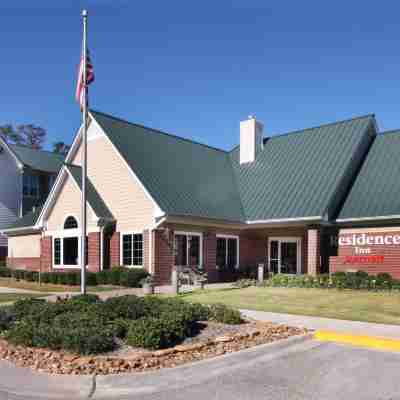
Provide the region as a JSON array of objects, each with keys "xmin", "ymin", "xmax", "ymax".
[{"xmin": 1, "ymin": 336, "xmax": 400, "ymax": 400}]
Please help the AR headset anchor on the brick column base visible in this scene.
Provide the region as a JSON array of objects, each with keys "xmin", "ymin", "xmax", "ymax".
[
  {"xmin": 88, "ymin": 232, "xmax": 101, "ymax": 272},
  {"xmin": 110, "ymin": 231, "xmax": 120, "ymax": 267},
  {"xmin": 307, "ymin": 229, "xmax": 321, "ymax": 275}
]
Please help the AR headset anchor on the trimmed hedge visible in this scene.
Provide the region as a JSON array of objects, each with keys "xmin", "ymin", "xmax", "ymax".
[
  {"xmin": 0, "ymin": 266, "xmax": 149, "ymax": 288},
  {"xmin": 264, "ymin": 271, "xmax": 400, "ymax": 291}
]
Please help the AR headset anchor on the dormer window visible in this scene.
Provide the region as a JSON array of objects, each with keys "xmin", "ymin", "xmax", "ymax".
[{"xmin": 23, "ymin": 174, "xmax": 40, "ymax": 198}]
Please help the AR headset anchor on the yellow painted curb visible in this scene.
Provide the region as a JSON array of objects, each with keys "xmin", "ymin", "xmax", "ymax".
[{"xmin": 314, "ymin": 330, "xmax": 400, "ymax": 352}]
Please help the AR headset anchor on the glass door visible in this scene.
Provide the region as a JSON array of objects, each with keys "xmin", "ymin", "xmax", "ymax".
[{"xmin": 268, "ymin": 238, "xmax": 301, "ymax": 275}]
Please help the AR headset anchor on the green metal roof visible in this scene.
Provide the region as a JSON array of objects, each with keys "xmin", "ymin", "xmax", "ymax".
[
  {"xmin": 230, "ymin": 115, "xmax": 376, "ymax": 221},
  {"xmin": 2, "ymin": 206, "xmax": 42, "ymax": 231},
  {"xmin": 91, "ymin": 111, "xmax": 376, "ymax": 223},
  {"xmin": 338, "ymin": 130, "xmax": 400, "ymax": 221},
  {"xmin": 91, "ymin": 111, "xmax": 245, "ymax": 222},
  {"xmin": 66, "ymin": 164, "xmax": 114, "ymax": 221},
  {"xmin": 9, "ymin": 144, "xmax": 64, "ymax": 173}
]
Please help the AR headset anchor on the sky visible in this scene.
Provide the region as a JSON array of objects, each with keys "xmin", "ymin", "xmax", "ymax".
[{"xmin": 1, "ymin": 1, "xmax": 400, "ymax": 151}]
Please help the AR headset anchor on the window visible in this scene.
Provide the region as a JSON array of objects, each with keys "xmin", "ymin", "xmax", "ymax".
[
  {"xmin": 122, "ymin": 233, "xmax": 143, "ymax": 267},
  {"xmin": 23, "ymin": 174, "xmax": 40, "ymax": 198},
  {"xmin": 216, "ymin": 236, "xmax": 238, "ymax": 269},
  {"xmin": 48, "ymin": 174, "xmax": 57, "ymax": 190},
  {"xmin": 63, "ymin": 237, "xmax": 79, "ymax": 265},
  {"xmin": 53, "ymin": 235, "xmax": 88, "ymax": 268},
  {"xmin": 174, "ymin": 232, "xmax": 202, "ymax": 267},
  {"xmin": 54, "ymin": 238, "xmax": 61, "ymax": 265},
  {"xmin": 64, "ymin": 216, "xmax": 78, "ymax": 229}
]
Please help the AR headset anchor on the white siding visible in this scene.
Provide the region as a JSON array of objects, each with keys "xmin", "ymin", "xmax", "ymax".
[
  {"xmin": 71, "ymin": 122, "xmax": 156, "ymax": 232},
  {"xmin": 8, "ymin": 234, "xmax": 41, "ymax": 258},
  {"xmin": 0, "ymin": 147, "xmax": 21, "ymax": 246}
]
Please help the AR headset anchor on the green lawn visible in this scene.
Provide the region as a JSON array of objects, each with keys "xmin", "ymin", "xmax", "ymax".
[
  {"xmin": 0, "ymin": 293, "xmax": 43, "ymax": 304},
  {"xmin": 181, "ymin": 287, "xmax": 400, "ymax": 325},
  {"xmin": 0, "ymin": 278, "xmax": 120, "ymax": 293}
]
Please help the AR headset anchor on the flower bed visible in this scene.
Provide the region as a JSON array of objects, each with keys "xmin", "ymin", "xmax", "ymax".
[{"xmin": 0, "ymin": 295, "xmax": 306, "ymax": 375}]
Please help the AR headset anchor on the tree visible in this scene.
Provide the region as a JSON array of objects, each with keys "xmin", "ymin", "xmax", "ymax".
[
  {"xmin": 53, "ymin": 141, "xmax": 71, "ymax": 156},
  {"xmin": 16, "ymin": 125, "xmax": 46, "ymax": 149},
  {"xmin": 0, "ymin": 124, "xmax": 21, "ymax": 144},
  {"xmin": 0, "ymin": 124, "xmax": 47, "ymax": 149}
]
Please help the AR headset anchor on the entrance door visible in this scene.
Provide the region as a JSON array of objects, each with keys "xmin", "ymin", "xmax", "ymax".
[{"xmin": 268, "ymin": 238, "xmax": 301, "ymax": 274}]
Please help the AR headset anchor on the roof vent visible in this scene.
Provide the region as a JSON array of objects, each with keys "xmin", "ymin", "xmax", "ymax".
[{"xmin": 240, "ymin": 115, "xmax": 264, "ymax": 164}]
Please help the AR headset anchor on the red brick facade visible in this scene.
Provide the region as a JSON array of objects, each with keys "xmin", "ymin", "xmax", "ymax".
[
  {"xmin": 110, "ymin": 231, "xmax": 120, "ymax": 267},
  {"xmin": 87, "ymin": 232, "xmax": 101, "ymax": 272},
  {"xmin": 329, "ymin": 228, "xmax": 400, "ymax": 279},
  {"xmin": 7, "ymin": 257, "xmax": 41, "ymax": 271},
  {"xmin": 307, "ymin": 229, "xmax": 321, "ymax": 275},
  {"xmin": 40, "ymin": 236, "xmax": 52, "ymax": 271}
]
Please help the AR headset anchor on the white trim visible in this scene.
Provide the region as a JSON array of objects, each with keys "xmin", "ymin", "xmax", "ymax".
[
  {"xmin": 247, "ymin": 216, "xmax": 321, "ymax": 224},
  {"xmin": 89, "ymin": 112, "xmax": 164, "ymax": 218},
  {"xmin": 120, "ymin": 231, "xmax": 144, "ymax": 268},
  {"xmin": 336, "ymin": 215, "xmax": 400, "ymax": 223},
  {"xmin": 100, "ymin": 226, "xmax": 104, "ymax": 271},
  {"xmin": 174, "ymin": 231, "xmax": 203, "ymax": 268},
  {"xmin": 216, "ymin": 234, "xmax": 240, "ymax": 269},
  {"xmin": 268, "ymin": 237, "xmax": 302, "ymax": 275},
  {"xmin": 36, "ymin": 167, "xmax": 69, "ymax": 227},
  {"xmin": 52, "ymin": 233, "xmax": 82, "ymax": 269},
  {"xmin": 65, "ymin": 125, "xmax": 84, "ymax": 164}
]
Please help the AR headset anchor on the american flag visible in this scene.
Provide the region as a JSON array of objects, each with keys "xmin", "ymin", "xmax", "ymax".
[{"xmin": 75, "ymin": 49, "xmax": 94, "ymax": 109}]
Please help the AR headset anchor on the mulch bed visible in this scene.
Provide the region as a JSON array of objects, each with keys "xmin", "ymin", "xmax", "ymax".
[{"xmin": 0, "ymin": 321, "xmax": 307, "ymax": 375}]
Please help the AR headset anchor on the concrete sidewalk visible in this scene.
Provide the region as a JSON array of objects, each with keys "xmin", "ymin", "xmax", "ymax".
[{"xmin": 241, "ymin": 309, "xmax": 400, "ymax": 340}]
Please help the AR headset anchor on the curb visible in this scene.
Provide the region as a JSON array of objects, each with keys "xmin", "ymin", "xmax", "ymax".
[{"xmin": 314, "ymin": 330, "xmax": 400, "ymax": 352}]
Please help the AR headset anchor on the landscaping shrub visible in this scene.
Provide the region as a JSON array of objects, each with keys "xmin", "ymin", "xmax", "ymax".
[
  {"xmin": 11, "ymin": 298, "xmax": 46, "ymax": 320},
  {"xmin": 0, "ymin": 267, "xmax": 12, "ymax": 278},
  {"xmin": 104, "ymin": 295, "xmax": 146, "ymax": 320},
  {"xmin": 109, "ymin": 267, "xmax": 125, "ymax": 285},
  {"xmin": 236, "ymin": 265, "xmax": 257, "ymax": 280},
  {"xmin": 234, "ymin": 279, "xmax": 257, "ymax": 288},
  {"xmin": 127, "ymin": 312, "xmax": 193, "ymax": 349},
  {"xmin": 119, "ymin": 268, "xmax": 149, "ymax": 288},
  {"xmin": 263, "ymin": 271, "xmax": 400, "ymax": 291},
  {"xmin": 3, "ymin": 293, "xmax": 243, "ymax": 354},
  {"xmin": 208, "ymin": 304, "xmax": 242, "ymax": 325},
  {"xmin": 96, "ymin": 270, "xmax": 110, "ymax": 285},
  {"xmin": 86, "ymin": 272, "xmax": 98, "ymax": 286},
  {"xmin": 6, "ymin": 312, "xmax": 117, "ymax": 355},
  {"xmin": 0, "ymin": 306, "xmax": 15, "ymax": 332}
]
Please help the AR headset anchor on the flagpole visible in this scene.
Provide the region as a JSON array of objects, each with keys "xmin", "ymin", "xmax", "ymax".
[{"xmin": 80, "ymin": 9, "xmax": 88, "ymax": 295}]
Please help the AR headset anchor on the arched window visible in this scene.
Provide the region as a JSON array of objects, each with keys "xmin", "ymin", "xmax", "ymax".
[{"xmin": 64, "ymin": 216, "xmax": 78, "ymax": 230}]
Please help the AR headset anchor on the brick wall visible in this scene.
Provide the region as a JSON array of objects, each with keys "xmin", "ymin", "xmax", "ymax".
[
  {"xmin": 203, "ymin": 231, "xmax": 218, "ymax": 282},
  {"xmin": 153, "ymin": 229, "xmax": 174, "ymax": 285},
  {"xmin": 7, "ymin": 257, "xmax": 41, "ymax": 271},
  {"xmin": 41, "ymin": 236, "xmax": 52, "ymax": 271},
  {"xmin": 307, "ymin": 229, "xmax": 321, "ymax": 275},
  {"xmin": 88, "ymin": 232, "xmax": 101, "ymax": 272},
  {"xmin": 110, "ymin": 231, "xmax": 120, "ymax": 267},
  {"xmin": 143, "ymin": 229, "xmax": 150, "ymax": 273},
  {"xmin": 329, "ymin": 228, "xmax": 400, "ymax": 279}
]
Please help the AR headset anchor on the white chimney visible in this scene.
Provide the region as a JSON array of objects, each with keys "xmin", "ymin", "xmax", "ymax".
[{"xmin": 240, "ymin": 115, "xmax": 264, "ymax": 164}]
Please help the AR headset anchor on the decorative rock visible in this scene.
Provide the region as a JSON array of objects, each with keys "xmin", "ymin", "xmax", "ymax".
[{"xmin": 214, "ymin": 336, "xmax": 234, "ymax": 343}]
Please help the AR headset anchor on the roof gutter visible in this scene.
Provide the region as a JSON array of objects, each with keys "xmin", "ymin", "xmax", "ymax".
[
  {"xmin": 1, "ymin": 226, "xmax": 41, "ymax": 236},
  {"xmin": 246, "ymin": 216, "xmax": 322, "ymax": 225},
  {"xmin": 336, "ymin": 215, "xmax": 400, "ymax": 223}
]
